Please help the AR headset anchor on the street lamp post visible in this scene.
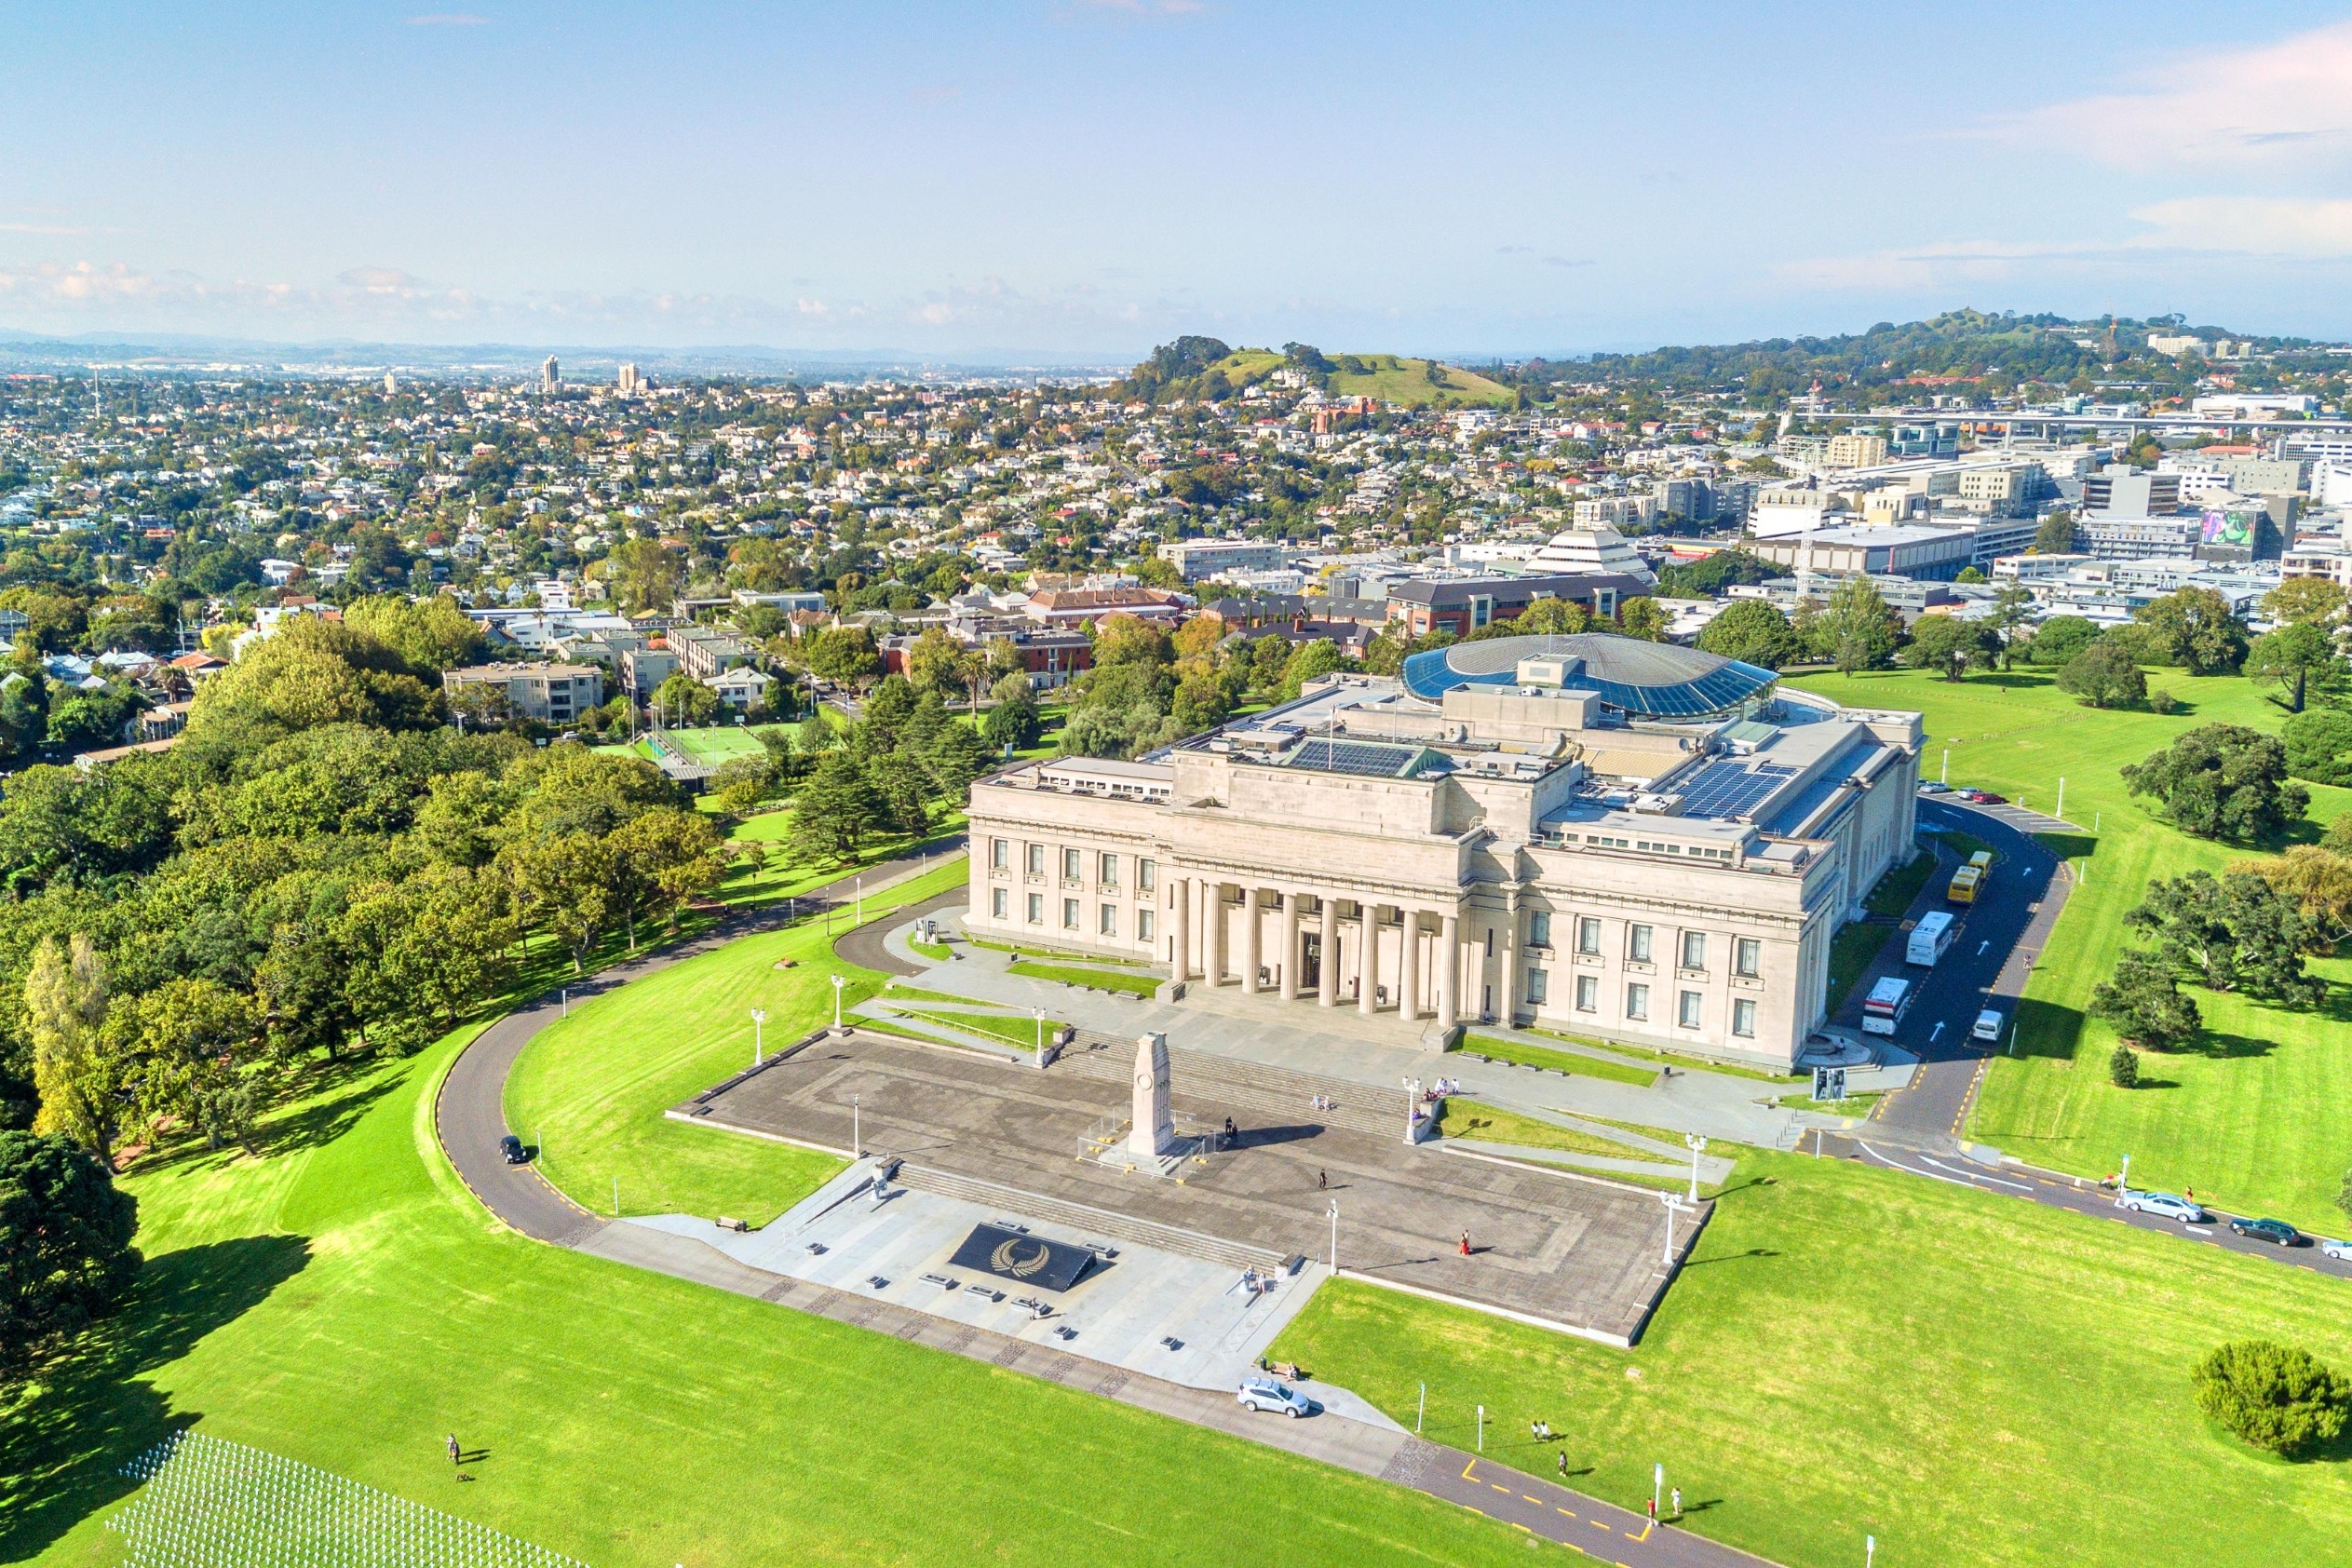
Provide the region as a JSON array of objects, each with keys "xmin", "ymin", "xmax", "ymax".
[
  {"xmin": 852, "ymin": 1094, "xmax": 861, "ymax": 1157},
  {"xmin": 1329, "ymin": 1199, "xmax": 1340, "ymax": 1276},
  {"xmin": 750, "ymin": 1007, "xmax": 767, "ymax": 1064},
  {"xmin": 831, "ymin": 973, "xmax": 846, "ymax": 1032},
  {"xmin": 1658, "ymin": 1191, "xmax": 1692, "ymax": 1266},
  {"xmin": 1940, "ymin": 747, "xmax": 1950, "ymax": 785},
  {"xmin": 1683, "ymin": 1131, "xmax": 1708, "ymax": 1203},
  {"xmin": 1034, "ymin": 1007, "xmax": 1047, "ymax": 1063}
]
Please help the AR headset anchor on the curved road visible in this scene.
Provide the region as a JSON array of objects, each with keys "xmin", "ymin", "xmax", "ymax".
[{"xmin": 429, "ymin": 839, "xmax": 1776, "ymax": 1568}]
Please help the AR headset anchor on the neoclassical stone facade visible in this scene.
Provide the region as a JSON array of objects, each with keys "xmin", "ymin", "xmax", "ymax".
[{"xmin": 965, "ymin": 637, "xmax": 1920, "ymax": 1071}]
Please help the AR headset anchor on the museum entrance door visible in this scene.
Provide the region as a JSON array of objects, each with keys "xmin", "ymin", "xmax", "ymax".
[{"xmin": 1300, "ymin": 932, "xmax": 1322, "ymax": 992}]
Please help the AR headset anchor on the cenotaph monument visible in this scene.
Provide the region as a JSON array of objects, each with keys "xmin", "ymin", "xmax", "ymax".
[{"xmin": 1128, "ymin": 1032, "xmax": 1174, "ymax": 1159}]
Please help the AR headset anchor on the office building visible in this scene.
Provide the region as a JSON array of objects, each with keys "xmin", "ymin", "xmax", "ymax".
[
  {"xmin": 442, "ymin": 662, "xmax": 602, "ymax": 724},
  {"xmin": 1824, "ymin": 433, "xmax": 1888, "ymax": 469},
  {"xmin": 964, "ymin": 636, "xmax": 1922, "ymax": 1071},
  {"xmin": 539, "ymin": 356, "xmax": 561, "ymax": 393},
  {"xmin": 1742, "ymin": 526, "xmax": 1975, "ymax": 581},
  {"xmin": 1523, "ymin": 525, "xmax": 1656, "ymax": 585},
  {"xmin": 1157, "ymin": 539, "xmax": 1291, "ymax": 582},
  {"xmin": 617, "ymin": 363, "xmax": 641, "ymax": 395},
  {"xmin": 2081, "ymin": 470, "xmax": 2182, "ymax": 518},
  {"xmin": 668, "ymin": 625, "xmax": 754, "ymax": 678},
  {"xmin": 1385, "ymin": 573, "xmax": 1647, "ymax": 638}
]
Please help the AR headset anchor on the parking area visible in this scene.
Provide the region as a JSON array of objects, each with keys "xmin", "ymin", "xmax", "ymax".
[{"xmin": 679, "ymin": 1026, "xmax": 1701, "ymax": 1345}]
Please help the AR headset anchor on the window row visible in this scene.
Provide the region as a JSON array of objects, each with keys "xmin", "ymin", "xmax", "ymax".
[
  {"xmin": 1526, "ymin": 912, "xmax": 1761, "ymax": 977},
  {"xmin": 989, "ymin": 839, "xmax": 1157, "ymax": 891},
  {"xmin": 989, "ymin": 885, "xmax": 1158, "ymax": 941},
  {"xmin": 1527, "ymin": 969, "xmax": 1759, "ymax": 1038}
]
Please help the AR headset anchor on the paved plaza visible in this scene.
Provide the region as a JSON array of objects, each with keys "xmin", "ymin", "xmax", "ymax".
[{"xmin": 677, "ymin": 1025, "xmax": 1705, "ymax": 1345}]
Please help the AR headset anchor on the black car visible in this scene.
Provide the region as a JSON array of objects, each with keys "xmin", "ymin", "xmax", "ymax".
[
  {"xmin": 499, "ymin": 1134, "xmax": 529, "ymax": 1165},
  {"xmin": 2229, "ymin": 1216, "xmax": 2302, "ymax": 1246}
]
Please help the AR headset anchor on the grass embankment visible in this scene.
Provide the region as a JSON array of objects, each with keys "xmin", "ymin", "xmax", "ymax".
[
  {"xmin": 0, "ymin": 1036, "xmax": 1551, "ymax": 1568},
  {"xmin": 1437, "ymin": 1101, "xmax": 1651, "ymax": 1159},
  {"xmin": 966, "ymin": 936, "xmax": 1146, "ymax": 966},
  {"xmin": 886, "ymin": 1007, "xmax": 1068, "ymax": 1051},
  {"xmin": 1457, "ymin": 1033, "xmax": 1659, "ymax": 1088},
  {"xmin": 717, "ymin": 808, "xmax": 964, "ymax": 912},
  {"xmin": 1274, "ymin": 1146, "xmax": 2352, "ymax": 1568},
  {"xmin": 506, "ymin": 859, "xmax": 968, "ymax": 1226},
  {"xmin": 1007, "ymin": 960, "xmax": 1162, "ymax": 996},
  {"xmin": 1793, "ymin": 669, "xmax": 2352, "ymax": 1231},
  {"xmin": 1518, "ymin": 1027, "xmax": 1797, "ymax": 1085}
]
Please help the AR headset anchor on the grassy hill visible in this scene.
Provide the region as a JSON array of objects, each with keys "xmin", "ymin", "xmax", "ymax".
[
  {"xmin": 1113, "ymin": 336, "xmax": 1517, "ymax": 408},
  {"xmin": 1319, "ymin": 352, "xmax": 1515, "ymax": 408}
]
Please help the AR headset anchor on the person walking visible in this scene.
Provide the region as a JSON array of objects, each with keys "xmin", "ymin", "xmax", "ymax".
[
  {"xmin": 1670, "ymin": 1486, "xmax": 1683, "ymax": 1521},
  {"xmin": 1460, "ymin": 1230, "xmax": 1471, "ymax": 1256},
  {"xmin": 446, "ymin": 1434, "xmax": 460, "ymax": 1473},
  {"xmin": 1318, "ymin": 1169, "xmax": 1328, "ymax": 1191},
  {"xmin": 1557, "ymin": 1451, "xmax": 1569, "ymax": 1480}
]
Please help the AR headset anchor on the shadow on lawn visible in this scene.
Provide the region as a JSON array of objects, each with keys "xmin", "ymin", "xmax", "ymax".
[{"xmin": 0, "ymin": 1234, "xmax": 310, "ymax": 1561}]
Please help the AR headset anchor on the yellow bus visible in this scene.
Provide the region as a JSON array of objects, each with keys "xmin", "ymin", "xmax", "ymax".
[{"xmin": 1947, "ymin": 865, "xmax": 1982, "ymax": 904}]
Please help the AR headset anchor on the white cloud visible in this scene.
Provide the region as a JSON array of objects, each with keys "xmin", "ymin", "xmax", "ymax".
[
  {"xmin": 1994, "ymin": 20, "xmax": 2352, "ymax": 168},
  {"xmin": 2129, "ymin": 196, "xmax": 2352, "ymax": 256}
]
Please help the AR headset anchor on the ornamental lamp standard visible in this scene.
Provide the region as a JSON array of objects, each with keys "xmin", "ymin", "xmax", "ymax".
[
  {"xmin": 1683, "ymin": 1131, "xmax": 1709, "ymax": 1203},
  {"xmin": 750, "ymin": 1007, "xmax": 767, "ymax": 1064},
  {"xmin": 831, "ymin": 973, "xmax": 846, "ymax": 1032}
]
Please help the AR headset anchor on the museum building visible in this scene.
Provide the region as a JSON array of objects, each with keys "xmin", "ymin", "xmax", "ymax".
[{"xmin": 963, "ymin": 634, "xmax": 1922, "ymax": 1071}]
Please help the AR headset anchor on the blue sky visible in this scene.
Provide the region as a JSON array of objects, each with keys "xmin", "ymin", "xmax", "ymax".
[{"xmin": 5, "ymin": 2, "xmax": 2352, "ymax": 356}]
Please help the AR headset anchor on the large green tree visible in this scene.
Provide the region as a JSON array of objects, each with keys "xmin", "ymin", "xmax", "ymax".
[
  {"xmin": 2120, "ymin": 723, "xmax": 2307, "ymax": 843},
  {"xmin": 1900, "ymin": 614, "xmax": 1999, "ymax": 682},
  {"xmin": 2132, "ymin": 587, "xmax": 2248, "ymax": 675},
  {"xmin": 2055, "ymin": 640, "xmax": 2147, "ymax": 709},
  {"xmin": 2123, "ymin": 869, "xmax": 2326, "ymax": 1007},
  {"xmin": 0, "ymin": 1130, "xmax": 140, "ymax": 1372},
  {"xmin": 2247, "ymin": 622, "xmax": 2344, "ymax": 713},
  {"xmin": 1811, "ymin": 577, "xmax": 1899, "ymax": 673},
  {"xmin": 2088, "ymin": 948, "xmax": 2202, "ymax": 1050}
]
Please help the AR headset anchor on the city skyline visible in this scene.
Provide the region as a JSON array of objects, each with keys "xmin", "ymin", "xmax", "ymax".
[{"xmin": 6, "ymin": 2, "xmax": 2352, "ymax": 354}]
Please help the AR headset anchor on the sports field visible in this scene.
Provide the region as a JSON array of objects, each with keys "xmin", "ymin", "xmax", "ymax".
[
  {"xmin": 1274, "ymin": 1143, "xmax": 2352, "ymax": 1568},
  {"xmin": 1791, "ymin": 669, "xmax": 2352, "ymax": 1231},
  {"xmin": 657, "ymin": 723, "xmax": 786, "ymax": 766}
]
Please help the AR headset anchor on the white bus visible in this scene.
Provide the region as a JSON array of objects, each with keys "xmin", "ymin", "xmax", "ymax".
[
  {"xmin": 1906, "ymin": 911, "xmax": 1957, "ymax": 967},
  {"xmin": 1863, "ymin": 975, "xmax": 1913, "ymax": 1036}
]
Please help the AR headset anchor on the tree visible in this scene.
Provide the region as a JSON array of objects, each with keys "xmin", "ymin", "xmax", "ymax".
[
  {"xmin": 2032, "ymin": 508, "xmax": 2076, "ymax": 554},
  {"xmin": 2193, "ymin": 1341, "xmax": 2351, "ymax": 1458},
  {"xmin": 2264, "ymin": 576, "xmax": 2346, "ymax": 629},
  {"xmin": 2088, "ymin": 947, "xmax": 2201, "ymax": 1050},
  {"xmin": 2242, "ymin": 845, "xmax": 2352, "ymax": 946},
  {"xmin": 2121, "ymin": 723, "xmax": 2308, "ymax": 842},
  {"xmin": 708, "ymin": 752, "xmax": 777, "ymax": 816},
  {"xmin": 1813, "ymin": 576, "xmax": 1899, "ymax": 673},
  {"xmin": 1614, "ymin": 597, "xmax": 1668, "ymax": 642},
  {"xmin": 651, "ymin": 671, "xmax": 720, "ymax": 728},
  {"xmin": 1954, "ymin": 565, "xmax": 1987, "ymax": 585},
  {"xmin": 804, "ymin": 626, "xmax": 881, "ymax": 688},
  {"xmin": 24, "ymin": 935, "xmax": 115, "ymax": 1159},
  {"xmin": 501, "ymin": 831, "xmax": 615, "ymax": 974},
  {"xmin": 1518, "ymin": 597, "xmax": 1592, "ymax": 636},
  {"xmin": 2027, "ymin": 615, "xmax": 2102, "ymax": 668},
  {"xmin": 2248, "ymin": 622, "xmax": 2344, "ymax": 713},
  {"xmin": 857, "ymin": 674, "xmax": 919, "ymax": 752},
  {"xmin": 2055, "ymin": 640, "xmax": 2146, "ymax": 709},
  {"xmin": 0, "ymin": 1130, "xmax": 141, "ymax": 1371},
  {"xmin": 109, "ymin": 977, "xmax": 266, "ymax": 1151},
  {"xmin": 1091, "ymin": 614, "xmax": 1174, "ymax": 670},
  {"xmin": 1696, "ymin": 599, "xmax": 1798, "ymax": 669},
  {"xmin": 866, "ymin": 750, "xmax": 935, "ymax": 837},
  {"xmin": 2133, "ymin": 587, "xmax": 2248, "ymax": 675},
  {"xmin": 2124, "ymin": 869, "xmax": 2326, "ymax": 1006},
  {"xmin": 925, "ymin": 722, "xmax": 993, "ymax": 803},
  {"xmin": 1901, "ymin": 614, "xmax": 1999, "ymax": 682},
  {"xmin": 1279, "ymin": 639, "xmax": 1352, "ymax": 701},
  {"xmin": 788, "ymin": 752, "xmax": 884, "ymax": 865},
  {"xmin": 606, "ymin": 808, "xmax": 729, "ymax": 945},
  {"xmin": 980, "ymin": 674, "xmax": 1041, "ymax": 750},
  {"xmin": 602, "ymin": 538, "xmax": 684, "ymax": 614},
  {"xmin": 2284, "ymin": 709, "xmax": 2352, "ymax": 788},
  {"xmin": 341, "ymin": 595, "xmax": 486, "ymax": 672},
  {"xmin": 903, "ymin": 627, "xmax": 967, "ymax": 696},
  {"xmin": 2108, "ymin": 1045, "xmax": 2139, "ymax": 1088}
]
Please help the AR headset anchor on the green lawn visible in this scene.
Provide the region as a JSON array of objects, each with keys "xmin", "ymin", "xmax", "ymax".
[
  {"xmin": 1436, "ymin": 1100, "xmax": 1653, "ymax": 1158},
  {"xmin": 1457, "ymin": 1033, "xmax": 1660, "ymax": 1088},
  {"xmin": 886, "ymin": 1007, "xmax": 1066, "ymax": 1051},
  {"xmin": 1792, "ymin": 669, "xmax": 2352, "ymax": 1232},
  {"xmin": 714, "ymin": 808, "xmax": 963, "ymax": 913},
  {"xmin": 1519, "ymin": 1026, "xmax": 1797, "ymax": 1085},
  {"xmin": 507, "ymin": 860, "xmax": 969, "ymax": 1227},
  {"xmin": 659, "ymin": 723, "xmax": 787, "ymax": 766},
  {"xmin": 0, "ymin": 1037, "xmax": 1557, "ymax": 1568},
  {"xmin": 1324, "ymin": 354, "xmax": 1518, "ymax": 408},
  {"xmin": 1273, "ymin": 1147, "xmax": 2352, "ymax": 1568},
  {"xmin": 1007, "ymin": 960, "xmax": 1163, "ymax": 996}
]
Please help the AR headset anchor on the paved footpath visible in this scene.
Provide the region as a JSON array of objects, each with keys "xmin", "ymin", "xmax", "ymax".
[{"xmin": 433, "ymin": 843, "xmax": 1781, "ymax": 1568}]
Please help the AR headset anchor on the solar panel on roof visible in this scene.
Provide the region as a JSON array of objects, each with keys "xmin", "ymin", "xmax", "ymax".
[
  {"xmin": 1675, "ymin": 759, "xmax": 1793, "ymax": 819},
  {"xmin": 1289, "ymin": 737, "xmax": 1425, "ymax": 777}
]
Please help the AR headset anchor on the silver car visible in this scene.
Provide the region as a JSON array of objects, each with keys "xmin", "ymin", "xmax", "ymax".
[
  {"xmin": 2319, "ymin": 1237, "xmax": 2352, "ymax": 1262},
  {"xmin": 1236, "ymin": 1376, "xmax": 1313, "ymax": 1418},
  {"xmin": 2120, "ymin": 1190, "xmax": 2207, "ymax": 1223}
]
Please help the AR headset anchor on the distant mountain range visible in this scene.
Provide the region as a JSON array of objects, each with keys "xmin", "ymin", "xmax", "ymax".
[{"xmin": 0, "ymin": 329, "xmax": 1133, "ymax": 380}]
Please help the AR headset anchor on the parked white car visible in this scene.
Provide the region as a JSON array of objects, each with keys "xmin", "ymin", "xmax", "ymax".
[
  {"xmin": 1970, "ymin": 1008, "xmax": 2005, "ymax": 1044},
  {"xmin": 2119, "ymin": 1190, "xmax": 2208, "ymax": 1223},
  {"xmin": 1236, "ymin": 1376, "xmax": 1313, "ymax": 1418},
  {"xmin": 2319, "ymin": 1237, "xmax": 2352, "ymax": 1262}
]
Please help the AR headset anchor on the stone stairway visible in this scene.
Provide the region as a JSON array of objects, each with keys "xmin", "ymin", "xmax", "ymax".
[
  {"xmin": 895, "ymin": 1164, "xmax": 1285, "ymax": 1274},
  {"xmin": 1048, "ymin": 1030, "xmax": 1410, "ymax": 1142}
]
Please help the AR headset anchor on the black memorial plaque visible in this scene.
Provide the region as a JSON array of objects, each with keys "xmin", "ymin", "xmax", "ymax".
[{"xmin": 947, "ymin": 1223, "xmax": 1098, "ymax": 1292}]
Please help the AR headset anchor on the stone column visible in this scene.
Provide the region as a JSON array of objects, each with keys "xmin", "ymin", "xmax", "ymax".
[
  {"xmin": 1205, "ymin": 882, "xmax": 1226, "ymax": 986},
  {"xmin": 1171, "ymin": 877, "xmax": 1192, "ymax": 980},
  {"xmin": 1436, "ymin": 912, "xmax": 1460, "ymax": 1031},
  {"xmin": 1318, "ymin": 896, "xmax": 1339, "ymax": 1007},
  {"xmin": 1399, "ymin": 909, "xmax": 1423, "ymax": 1021},
  {"xmin": 1359, "ymin": 902, "xmax": 1382, "ymax": 1016},
  {"xmin": 1499, "ymin": 895, "xmax": 1520, "ymax": 1024},
  {"xmin": 1241, "ymin": 886, "xmax": 1263, "ymax": 994},
  {"xmin": 1278, "ymin": 893, "xmax": 1301, "ymax": 1001}
]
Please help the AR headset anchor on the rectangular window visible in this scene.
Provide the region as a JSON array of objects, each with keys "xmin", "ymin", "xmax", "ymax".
[
  {"xmin": 1100, "ymin": 852, "xmax": 1119, "ymax": 885},
  {"xmin": 1528, "ymin": 911, "xmax": 1551, "ymax": 949},
  {"xmin": 991, "ymin": 837, "xmax": 1009, "ymax": 870},
  {"xmin": 1525, "ymin": 969, "xmax": 1549, "ymax": 1005},
  {"xmin": 1626, "ymin": 982, "xmax": 1650, "ymax": 1021},
  {"xmin": 1062, "ymin": 847, "xmax": 1081, "ymax": 881},
  {"xmin": 1575, "ymin": 974, "xmax": 1598, "ymax": 1012},
  {"xmin": 1485, "ymin": 927, "xmax": 1495, "ymax": 958},
  {"xmin": 1026, "ymin": 844, "xmax": 1045, "ymax": 875},
  {"xmin": 991, "ymin": 887, "xmax": 1008, "ymax": 919},
  {"xmin": 1100, "ymin": 903, "xmax": 1117, "ymax": 936},
  {"xmin": 1025, "ymin": 893, "xmax": 1044, "ymax": 924},
  {"xmin": 1139, "ymin": 858, "xmax": 1157, "ymax": 892},
  {"xmin": 1678, "ymin": 990, "xmax": 1703, "ymax": 1029},
  {"xmin": 1577, "ymin": 916, "xmax": 1602, "ymax": 955},
  {"xmin": 1681, "ymin": 931, "xmax": 1707, "ymax": 971},
  {"xmin": 1628, "ymin": 924, "xmax": 1653, "ymax": 963},
  {"xmin": 1736, "ymin": 938, "xmax": 1762, "ymax": 978},
  {"xmin": 1732, "ymin": 998, "xmax": 1758, "ymax": 1037},
  {"xmin": 1138, "ymin": 909, "xmax": 1156, "ymax": 943},
  {"xmin": 1062, "ymin": 898, "xmax": 1080, "ymax": 929}
]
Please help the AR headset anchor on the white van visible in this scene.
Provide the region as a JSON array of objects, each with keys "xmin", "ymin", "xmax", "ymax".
[{"xmin": 1971, "ymin": 1008, "xmax": 2006, "ymax": 1044}]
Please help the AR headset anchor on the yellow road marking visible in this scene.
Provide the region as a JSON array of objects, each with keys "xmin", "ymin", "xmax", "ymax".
[
  {"xmin": 1557, "ymin": 1507, "xmax": 1578, "ymax": 1519},
  {"xmin": 1493, "ymin": 1483, "xmax": 1513, "ymax": 1494},
  {"xmin": 1524, "ymin": 1494, "xmax": 1545, "ymax": 1505}
]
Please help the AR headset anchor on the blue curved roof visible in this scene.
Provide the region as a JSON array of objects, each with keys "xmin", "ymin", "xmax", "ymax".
[{"xmin": 1401, "ymin": 634, "xmax": 1776, "ymax": 720}]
